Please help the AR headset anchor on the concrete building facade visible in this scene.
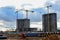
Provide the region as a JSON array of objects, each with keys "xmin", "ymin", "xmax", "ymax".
[
  {"xmin": 16, "ymin": 19, "xmax": 30, "ymax": 32},
  {"xmin": 42, "ymin": 13, "xmax": 57, "ymax": 32}
]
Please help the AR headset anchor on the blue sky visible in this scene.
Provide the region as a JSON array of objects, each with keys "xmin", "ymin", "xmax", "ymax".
[{"xmin": 0, "ymin": 0, "xmax": 60, "ymax": 31}]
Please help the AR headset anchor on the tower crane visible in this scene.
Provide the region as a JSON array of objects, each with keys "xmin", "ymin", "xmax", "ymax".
[
  {"xmin": 46, "ymin": 5, "xmax": 52, "ymax": 32},
  {"xmin": 15, "ymin": 9, "xmax": 34, "ymax": 19}
]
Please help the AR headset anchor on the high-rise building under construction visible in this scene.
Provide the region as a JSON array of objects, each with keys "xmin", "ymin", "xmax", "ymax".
[
  {"xmin": 16, "ymin": 19, "xmax": 30, "ymax": 32},
  {"xmin": 42, "ymin": 13, "xmax": 57, "ymax": 32}
]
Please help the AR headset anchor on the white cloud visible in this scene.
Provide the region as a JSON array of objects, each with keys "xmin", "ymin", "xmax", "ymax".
[
  {"xmin": 0, "ymin": 20, "xmax": 16, "ymax": 31},
  {"xmin": 55, "ymin": 0, "xmax": 60, "ymax": 5},
  {"xmin": 0, "ymin": 20, "xmax": 7, "ymax": 31},
  {"xmin": 50, "ymin": 0, "xmax": 57, "ymax": 4},
  {"xmin": 0, "ymin": 20, "xmax": 5, "ymax": 26},
  {"xmin": 30, "ymin": 22, "xmax": 42, "ymax": 31},
  {"xmin": 0, "ymin": 28, "xmax": 6, "ymax": 31},
  {"xmin": 0, "ymin": 0, "xmax": 48, "ymax": 9},
  {"xmin": 57, "ymin": 21, "xmax": 60, "ymax": 30},
  {"xmin": 50, "ymin": 0, "xmax": 60, "ymax": 5},
  {"xmin": 49, "ymin": 9, "xmax": 56, "ymax": 13},
  {"xmin": 0, "ymin": 0, "xmax": 60, "ymax": 31}
]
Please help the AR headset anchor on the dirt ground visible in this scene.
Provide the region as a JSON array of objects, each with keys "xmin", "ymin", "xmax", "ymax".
[{"xmin": 1, "ymin": 34, "xmax": 60, "ymax": 40}]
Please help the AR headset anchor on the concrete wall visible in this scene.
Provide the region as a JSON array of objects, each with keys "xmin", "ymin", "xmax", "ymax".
[
  {"xmin": 42, "ymin": 13, "xmax": 57, "ymax": 32},
  {"xmin": 16, "ymin": 19, "xmax": 30, "ymax": 32}
]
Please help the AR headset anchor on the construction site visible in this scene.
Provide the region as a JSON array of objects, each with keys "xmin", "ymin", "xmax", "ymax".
[
  {"xmin": 0, "ymin": 4, "xmax": 60, "ymax": 40},
  {"xmin": 2, "ymin": 32, "xmax": 60, "ymax": 40},
  {"xmin": 1, "ymin": 12, "xmax": 60, "ymax": 40}
]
